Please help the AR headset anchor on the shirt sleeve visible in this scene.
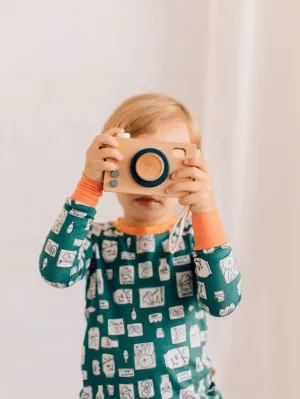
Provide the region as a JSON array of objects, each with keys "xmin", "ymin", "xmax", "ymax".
[
  {"xmin": 191, "ymin": 211, "xmax": 242, "ymax": 317},
  {"xmin": 39, "ymin": 174, "xmax": 103, "ymax": 288}
]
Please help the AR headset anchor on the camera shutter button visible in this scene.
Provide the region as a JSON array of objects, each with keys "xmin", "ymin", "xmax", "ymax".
[
  {"xmin": 135, "ymin": 153, "xmax": 164, "ymax": 182},
  {"xmin": 116, "ymin": 132, "xmax": 131, "ymax": 139}
]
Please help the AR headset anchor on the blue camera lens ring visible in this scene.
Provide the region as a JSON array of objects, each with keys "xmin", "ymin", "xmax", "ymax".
[{"xmin": 130, "ymin": 148, "xmax": 170, "ymax": 187}]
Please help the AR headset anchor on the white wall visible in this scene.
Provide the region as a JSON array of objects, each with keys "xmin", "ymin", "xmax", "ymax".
[
  {"xmin": 1, "ymin": 1, "xmax": 299, "ymax": 398},
  {"xmin": 0, "ymin": 1, "xmax": 210, "ymax": 398}
]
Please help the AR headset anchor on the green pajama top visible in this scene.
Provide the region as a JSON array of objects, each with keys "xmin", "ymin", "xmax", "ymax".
[{"xmin": 39, "ymin": 199, "xmax": 242, "ymax": 399}]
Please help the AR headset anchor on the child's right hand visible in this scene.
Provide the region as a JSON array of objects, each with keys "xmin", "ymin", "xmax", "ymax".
[{"xmin": 83, "ymin": 128, "xmax": 124, "ymax": 183}]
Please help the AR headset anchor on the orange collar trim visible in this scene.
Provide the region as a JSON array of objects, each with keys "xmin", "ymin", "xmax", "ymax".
[{"xmin": 113, "ymin": 216, "xmax": 177, "ymax": 236}]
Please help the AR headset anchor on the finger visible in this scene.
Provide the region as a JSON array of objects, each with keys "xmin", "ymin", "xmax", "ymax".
[
  {"xmin": 93, "ymin": 134, "xmax": 119, "ymax": 148},
  {"xmin": 93, "ymin": 127, "xmax": 125, "ymax": 147},
  {"xmin": 102, "ymin": 160, "xmax": 119, "ymax": 171},
  {"xmin": 90, "ymin": 159, "xmax": 119, "ymax": 171},
  {"xmin": 171, "ymin": 167, "xmax": 206, "ymax": 181},
  {"xmin": 184, "ymin": 156, "xmax": 210, "ymax": 173},
  {"xmin": 178, "ymin": 192, "xmax": 208, "ymax": 206},
  {"xmin": 166, "ymin": 181, "xmax": 202, "ymax": 195},
  {"xmin": 102, "ymin": 127, "xmax": 125, "ymax": 137},
  {"xmin": 178, "ymin": 193, "xmax": 199, "ymax": 206},
  {"xmin": 99, "ymin": 147, "xmax": 124, "ymax": 162}
]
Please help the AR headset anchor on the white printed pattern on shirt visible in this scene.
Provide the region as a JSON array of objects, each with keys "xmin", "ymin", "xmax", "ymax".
[{"xmin": 44, "ymin": 209, "xmax": 237, "ymax": 398}]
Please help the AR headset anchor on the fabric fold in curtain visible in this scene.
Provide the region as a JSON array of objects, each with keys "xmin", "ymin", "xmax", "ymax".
[{"xmin": 200, "ymin": 1, "xmax": 300, "ymax": 398}]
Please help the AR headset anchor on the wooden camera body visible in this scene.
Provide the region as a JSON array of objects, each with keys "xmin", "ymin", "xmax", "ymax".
[{"xmin": 103, "ymin": 132, "xmax": 202, "ymax": 197}]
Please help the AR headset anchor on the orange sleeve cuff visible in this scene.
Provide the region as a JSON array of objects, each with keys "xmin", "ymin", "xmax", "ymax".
[
  {"xmin": 192, "ymin": 209, "xmax": 227, "ymax": 250},
  {"xmin": 70, "ymin": 173, "xmax": 103, "ymax": 208}
]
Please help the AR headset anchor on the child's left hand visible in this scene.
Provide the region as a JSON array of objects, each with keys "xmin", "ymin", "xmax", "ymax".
[{"xmin": 166, "ymin": 156, "xmax": 216, "ymax": 214}]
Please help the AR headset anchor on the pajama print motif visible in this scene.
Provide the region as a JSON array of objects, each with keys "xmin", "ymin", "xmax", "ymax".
[{"xmin": 40, "ymin": 199, "xmax": 242, "ymax": 399}]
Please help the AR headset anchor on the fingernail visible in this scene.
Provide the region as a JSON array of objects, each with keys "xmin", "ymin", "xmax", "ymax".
[
  {"xmin": 165, "ymin": 188, "xmax": 169, "ymax": 193},
  {"xmin": 184, "ymin": 159, "xmax": 189, "ymax": 165},
  {"xmin": 171, "ymin": 173, "xmax": 175, "ymax": 179}
]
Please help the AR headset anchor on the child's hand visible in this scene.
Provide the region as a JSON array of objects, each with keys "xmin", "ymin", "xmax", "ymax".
[
  {"xmin": 83, "ymin": 128, "xmax": 124, "ymax": 183},
  {"xmin": 166, "ymin": 155, "xmax": 216, "ymax": 214}
]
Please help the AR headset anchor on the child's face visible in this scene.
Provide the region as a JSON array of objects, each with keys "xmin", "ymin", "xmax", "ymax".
[{"xmin": 116, "ymin": 119, "xmax": 192, "ymax": 222}]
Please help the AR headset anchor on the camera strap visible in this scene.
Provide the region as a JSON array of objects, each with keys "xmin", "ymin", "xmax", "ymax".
[
  {"xmin": 169, "ymin": 148, "xmax": 202, "ymax": 253},
  {"xmin": 169, "ymin": 205, "xmax": 190, "ymax": 254}
]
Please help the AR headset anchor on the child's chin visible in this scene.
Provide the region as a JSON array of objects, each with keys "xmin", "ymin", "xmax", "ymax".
[{"xmin": 133, "ymin": 201, "xmax": 166, "ymax": 220}]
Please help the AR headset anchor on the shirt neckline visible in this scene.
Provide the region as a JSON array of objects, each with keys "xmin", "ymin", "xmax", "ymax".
[{"xmin": 112, "ymin": 215, "xmax": 177, "ymax": 236}]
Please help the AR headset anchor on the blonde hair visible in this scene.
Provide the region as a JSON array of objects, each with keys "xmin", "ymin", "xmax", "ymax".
[{"xmin": 102, "ymin": 93, "xmax": 201, "ymax": 148}]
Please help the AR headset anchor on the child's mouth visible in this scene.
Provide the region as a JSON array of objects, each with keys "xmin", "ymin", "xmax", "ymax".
[{"xmin": 134, "ymin": 196, "xmax": 161, "ymax": 207}]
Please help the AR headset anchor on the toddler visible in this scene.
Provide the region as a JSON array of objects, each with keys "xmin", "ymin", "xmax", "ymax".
[{"xmin": 39, "ymin": 93, "xmax": 242, "ymax": 399}]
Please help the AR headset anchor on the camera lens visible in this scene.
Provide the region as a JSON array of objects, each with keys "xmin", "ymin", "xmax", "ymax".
[
  {"xmin": 130, "ymin": 148, "xmax": 170, "ymax": 188},
  {"xmin": 135, "ymin": 153, "xmax": 164, "ymax": 182}
]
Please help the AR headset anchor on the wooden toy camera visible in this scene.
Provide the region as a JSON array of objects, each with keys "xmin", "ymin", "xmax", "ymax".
[{"xmin": 103, "ymin": 132, "xmax": 202, "ymax": 197}]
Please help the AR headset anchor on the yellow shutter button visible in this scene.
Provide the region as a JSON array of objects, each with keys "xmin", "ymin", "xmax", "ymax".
[{"xmin": 135, "ymin": 153, "xmax": 164, "ymax": 181}]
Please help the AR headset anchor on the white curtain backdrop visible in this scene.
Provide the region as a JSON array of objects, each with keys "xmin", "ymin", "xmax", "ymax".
[
  {"xmin": 202, "ymin": 2, "xmax": 300, "ymax": 398},
  {"xmin": 0, "ymin": 1, "xmax": 299, "ymax": 398}
]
